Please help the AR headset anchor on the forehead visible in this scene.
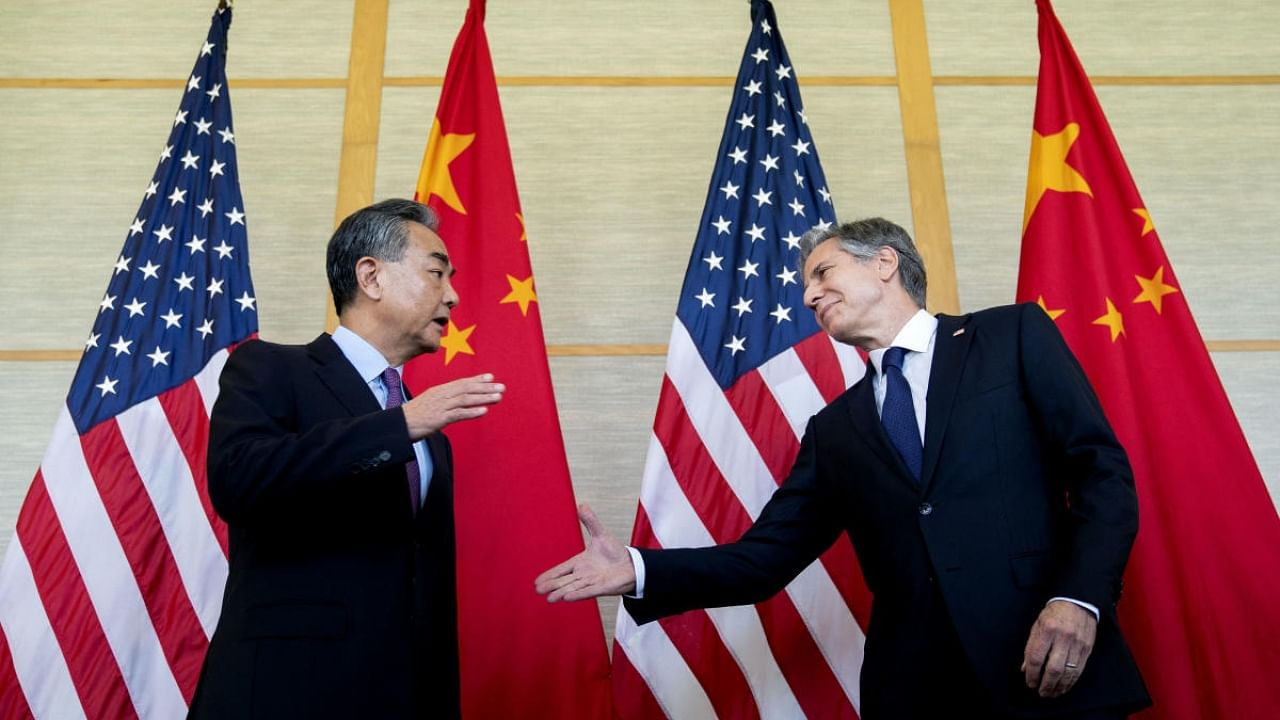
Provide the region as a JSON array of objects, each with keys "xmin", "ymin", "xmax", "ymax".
[
  {"xmin": 803, "ymin": 237, "xmax": 847, "ymax": 272},
  {"xmin": 404, "ymin": 222, "xmax": 449, "ymax": 264}
]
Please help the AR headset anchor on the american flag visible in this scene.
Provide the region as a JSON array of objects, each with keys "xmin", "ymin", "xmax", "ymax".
[
  {"xmin": 611, "ymin": 2, "xmax": 872, "ymax": 718},
  {"xmin": 0, "ymin": 8, "xmax": 253, "ymax": 718}
]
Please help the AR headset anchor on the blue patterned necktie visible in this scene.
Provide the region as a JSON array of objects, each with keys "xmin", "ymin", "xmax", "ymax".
[
  {"xmin": 880, "ymin": 346, "xmax": 923, "ymax": 484},
  {"xmin": 381, "ymin": 367, "xmax": 422, "ymax": 514}
]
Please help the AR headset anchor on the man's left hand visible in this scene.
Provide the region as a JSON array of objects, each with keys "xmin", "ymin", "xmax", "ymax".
[{"xmin": 1021, "ymin": 599, "xmax": 1097, "ymax": 698}]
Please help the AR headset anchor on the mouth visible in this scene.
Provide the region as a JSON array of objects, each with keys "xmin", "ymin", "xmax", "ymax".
[
  {"xmin": 430, "ymin": 316, "xmax": 449, "ymax": 331},
  {"xmin": 814, "ymin": 303, "xmax": 833, "ymax": 326}
]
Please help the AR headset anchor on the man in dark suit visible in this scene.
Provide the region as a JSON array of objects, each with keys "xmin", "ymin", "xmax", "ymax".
[
  {"xmin": 189, "ymin": 199, "xmax": 504, "ymax": 719},
  {"xmin": 537, "ymin": 218, "xmax": 1150, "ymax": 719}
]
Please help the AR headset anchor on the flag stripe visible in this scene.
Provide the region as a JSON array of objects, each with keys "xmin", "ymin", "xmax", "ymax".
[
  {"xmin": 193, "ymin": 347, "xmax": 231, "ymax": 418},
  {"xmin": 758, "ymin": 341, "xmax": 833, "ymax": 439},
  {"xmin": 816, "ymin": 535, "xmax": 874, "ymax": 630},
  {"xmin": 791, "ymin": 332, "xmax": 850, "ymax": 406},
  {"xmin": 657, "ymin": 611, "xmax": 763, "ymax": 720},
  {"xmin": 80, "ymin": 419, "xmax": 207, "ymax": 703},
  {"xmin": 117, "ymin": 394, "xmax": 226, "ymax": 639},
  {"xmin": 754, "ymin": 590, "xmax": 857, "ymax": 719},
  {"xmin": 43, "ymin": 410, "xmax": 188, "ymax": 718},
  {"xmin": 156, "ymin": 375, "xmax": 228, "ymax": 558},
  {"xmin": 614, "ymin": 605, "xmax": 717, "ymax": 720},
  {"xmin": 723, "ymin": 369, "xmax": 801, "ymax": 482},
  {"xmin": 0, "ymin": 534, "xmax": 82, "ymax": 720},
  {"xmin": 654, "ymin": 377, "xmax": 754, "ymax": 539},
  {"xmin": 17, "ymin": 471, "xmax": 134, "ymax": 719},
  {"xmin": 610, "ymin": 634, "xmax": 676, "ymax": 720},
  {"xmin": 664, "ymin": 320, "xmax": 779, "ymax": 517},
  {"xmin": 828, "ymin": 336, "xmax": 867, "ymax": 396},
  {"xmin": 0, "ymin": 627, "xmax": 34, "ymax": 720}
]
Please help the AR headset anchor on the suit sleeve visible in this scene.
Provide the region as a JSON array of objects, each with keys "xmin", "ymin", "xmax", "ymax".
[
  {"xmin": 625, "ymin": 419, "xmax": 844, "ymax": 624},
  {"xmin": 207, "ymin": 340, "xmax": 417, "ymax": 525},
  {"xmin": 1017, "ymin": 303, "xmax": 1138, "ymax": 611}
]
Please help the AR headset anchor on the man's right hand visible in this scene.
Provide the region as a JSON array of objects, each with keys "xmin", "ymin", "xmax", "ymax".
[
  {"xmin": 535, "ymin": 504, "xmax": 636, "ymax": 601},
  {"xmin": 402, "ymin": 373, "xmax": 504, "ymax": 439}
]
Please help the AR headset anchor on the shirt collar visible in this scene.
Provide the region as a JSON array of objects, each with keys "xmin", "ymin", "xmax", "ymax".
[
  {"xmin": 868, "ymin": 308, "xmax": 937, "ymax": 375},
  {"xmin": 331, "ymin": 325, "xmax": 397, "ymax": 385}
]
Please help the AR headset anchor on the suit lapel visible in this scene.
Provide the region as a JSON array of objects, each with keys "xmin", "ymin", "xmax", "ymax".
[
  {"xmin": 841, "ymin": 371, "xmax": 916, "ymax": 487},
  {"xmin": 920, "ymin": 314, "xmax": 972, "ymax": 490},
  {"xmin": 306, "ymin": 334, "xmax": 382, "ymax": 417}
]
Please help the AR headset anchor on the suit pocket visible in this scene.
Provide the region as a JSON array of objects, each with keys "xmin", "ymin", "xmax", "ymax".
[
  {"xmin": 245, "ymin": 602, "xmax": 346, "ymax": 639},
  {"xmin": 1009, "ymin": 551, "xmax": 1048, "ymax": 590}
]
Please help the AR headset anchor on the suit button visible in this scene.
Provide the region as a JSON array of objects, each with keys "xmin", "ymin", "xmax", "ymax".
[
  {"xmin": 379, "ymin": 450, "xmax": 392, "ymax": 461},
  {"xmin": 918, "ymin": 503, "xmax": 933, "ymax": 516}
]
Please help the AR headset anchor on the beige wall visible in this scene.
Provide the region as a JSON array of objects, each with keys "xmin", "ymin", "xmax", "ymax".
[{"xmin": 2, "ymin": 1, "xmax": 1277, "ymax": 641}]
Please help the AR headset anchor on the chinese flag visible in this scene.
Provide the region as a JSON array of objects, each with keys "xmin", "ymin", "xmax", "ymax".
[
  {"xmin": 1017, "ymin": 1, "xmax": 1280, "ymax": 718},
  {"xmin": 405, "ymin": 1, "xmax": 611, "ymax": 717}
]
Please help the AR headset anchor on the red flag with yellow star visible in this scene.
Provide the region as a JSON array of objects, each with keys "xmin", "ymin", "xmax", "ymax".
[
  {"xmin": 404, "ymin": 1, "xmax": 611, "ymax": 717},
  {"xmin": 1017, "ymin": 2, "xmax": 1280, "ymax": 717}
]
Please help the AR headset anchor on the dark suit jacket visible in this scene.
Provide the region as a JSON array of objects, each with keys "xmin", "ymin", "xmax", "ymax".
[
  {"xmin": 626, "ymin": 303, "xmax": 1150, "ymax": 719},
  {"xmin": 189, "ymin": 335, "xmax": 460, "ymax": 719}
]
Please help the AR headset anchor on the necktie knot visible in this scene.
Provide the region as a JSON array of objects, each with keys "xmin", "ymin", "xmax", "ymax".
[{"xmin": 883, "ymin": 346, "xmax": 908, "ymax": 373}]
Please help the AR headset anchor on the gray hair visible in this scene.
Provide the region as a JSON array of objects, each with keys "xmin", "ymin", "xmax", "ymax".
[
  {"xmin": 797, "ymin": 218, "xmax": 928, "ymax": 308},
  {"xmin": 327, "ymin": 198, "xmax": 440, "ymax": 315}
]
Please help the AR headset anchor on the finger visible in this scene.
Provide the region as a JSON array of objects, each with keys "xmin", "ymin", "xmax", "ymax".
[
  {"xmin": 455, "ymin": 389, "xmax": 504, "ymax": 407},
  {"xmin": 1022, "ymin": 632, "xmax": 1050, "ymax": 688},
  {"xmin": 444, "ymin": 406, "xmax": 490, "ymax": 424},
  {"xmin": 547, "ymin": 575, "xmax": 590, "ymax": 603},
  {"xmin": 578, "ymin": 504, "xmax": 607, "ymax": 538},
  {"xmin": 1039, "ymin": 645, "xmax": 1070, "ymax": 697},
  {"xmin": 534, "ymin": 559, "xmax": 577, "ymax": 590}
]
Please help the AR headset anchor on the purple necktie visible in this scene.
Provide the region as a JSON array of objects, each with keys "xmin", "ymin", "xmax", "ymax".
[
  {"xmin": 881, "ymin": 346, "xmax": 923, "ymax": 484},
  {"xmin": 381, "ymin": 367, "xmax": 422, "ymax": 514}
]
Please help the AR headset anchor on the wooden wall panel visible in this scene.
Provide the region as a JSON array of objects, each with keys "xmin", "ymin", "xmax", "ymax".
[
  {"xmin": 924, "ymin": 0, "xmax": 1280, "ymax": 77},
  {"xmin": 0, "ymin": 1, "xmax": 352, "ymax": 80},
  {"xmin": 384, "ymin": 1, "xmax": 897, "ymax": 79}
]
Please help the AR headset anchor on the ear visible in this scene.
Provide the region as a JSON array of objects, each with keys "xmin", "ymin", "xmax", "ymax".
[
  {"xmin": 875, "ymin": 246, "xmax": 900, "ymax": 281},
  {"xmin": 354, "ymin": 256, "xmax": 383, "ymax": 302}
]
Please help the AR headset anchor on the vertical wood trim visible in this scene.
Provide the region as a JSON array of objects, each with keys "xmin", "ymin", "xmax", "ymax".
[
  {"xmin": 327, "ymin": 0, "xmax": 390, "ymax": 332},
  {"xmin": 888, "ymin": 0, "xmax": 960, "ymax": 314}
]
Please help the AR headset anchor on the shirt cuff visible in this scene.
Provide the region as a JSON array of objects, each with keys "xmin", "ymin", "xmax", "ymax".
[
  {"xmin": 625, "ymin": 546, "xmax": 646, "ymax": 599},
  {"xmin": 1049, "ymin": 596, "xmax": 1099, "ymax": 621}
]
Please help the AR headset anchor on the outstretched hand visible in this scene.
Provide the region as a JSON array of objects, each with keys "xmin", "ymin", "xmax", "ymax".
[
  {"xmin": 535, "ymin": 504, "xmax": 636, "ymax": 602},
  {"xmin": 402, "ymin": 373, "xmax": 504, "ymax": 439}
]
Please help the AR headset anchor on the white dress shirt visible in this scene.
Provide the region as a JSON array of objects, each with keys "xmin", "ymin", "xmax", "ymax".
[{"xmin": 331, "ymin": 325, "xmax": 432, "ymax": 502}]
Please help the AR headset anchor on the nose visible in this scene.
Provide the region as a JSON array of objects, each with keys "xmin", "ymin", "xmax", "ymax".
[
  {"xmin": 443, "ymin": 277, "xmax": 460, "ymax": 309},
  {"xmin": 802, "ymin": 282, "xmax": 819, "ymax": 310}
]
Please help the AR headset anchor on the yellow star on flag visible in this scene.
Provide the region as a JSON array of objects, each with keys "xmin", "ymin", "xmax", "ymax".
[
  {"xmin": 500, "ymin": 274, "xmax": 538, "ymax": 316},
  {"xmin": 438, "ymin": 319, "xmax": 476, "ymax": 365},
  {"xmin": 1133, "ymin": 266, "xmax": 1179, "ymax": 314},
  {"xmin": 1092, "ymin": 297, "xmax": 1125, "ymax": 342},
  {"xmin": 516, "ymin": 212, "xmax": 527, "ymax": 242},
  {"xmin": 1132, "ymin": 208, "xmax": 1154, "ymax": 236},
  {"xmin": 1023, "ymin": 122, "xmax": 1094, "ymax": 232},
  {"xmin": 1036, "ymin": 295, "xmax": 1066, "ymax": 321},
  {"xmin": 417, "ymin": 118, "xmax": 475, "ymax": 215}
]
